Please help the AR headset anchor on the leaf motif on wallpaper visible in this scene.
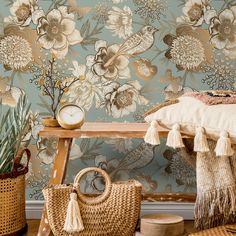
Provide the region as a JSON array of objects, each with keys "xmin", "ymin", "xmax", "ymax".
[
  {"xmin": 48, "ymin": 0, "xmax": 68, "ymax": 11},
  {"xmin": 110, "ymin": 142, "xmax": 155, "ymax": 175},
  {"xmin": 158, "ymin": 14, "xmax": 177, "ymax": 41},
  {"xmin": 0, "ymin": 76, "xmax": 22, "ymax": 107},
  {"xmin": 103, "ymin": 25, "xmax": 158, "ymax": 68},
  {"xmin": 37, "ymin": 96, "xmax": 54, "ymax": 117},
  {"xmin": 0, "ymin": 14, "xmax": 4, "ymax": 37},
  {"xmin": 159, "ymin": 69, "xmax": 196, "ymax": 100},
  {"xmin": 79, "ymin": 138, "xmax": 104, "ymax": 164},
  {"xmin": 68, "ymin": 0, "xmax": 91, "ymax": 19},
  {"xmin": 80, "ymin": 20, "xmax": 104, "ymax": 49}
]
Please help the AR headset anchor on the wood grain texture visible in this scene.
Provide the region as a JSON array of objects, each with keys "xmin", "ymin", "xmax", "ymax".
[
  {"xmin": 38, "ymin": 138, "xmax": 72, "ymax": 236},
  {"xmin": 39, "ymin": 122, "xmax": 171, "ymax": 138},
  {"xmin": 27, "ymin": 220, "xmax": 198, "ymax": 236}
]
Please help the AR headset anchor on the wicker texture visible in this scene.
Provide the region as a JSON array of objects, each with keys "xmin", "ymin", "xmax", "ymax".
[
  {"xmin": 189, "ymin": 224, "xmax": 236, "ymax": 236},
  {"xmin": 43, "ymin": 167, "xmax": 142, "ymax": 236},
  {"xmin": 0, "ymin": 149, "xmax": 30, "ymax": 236}
]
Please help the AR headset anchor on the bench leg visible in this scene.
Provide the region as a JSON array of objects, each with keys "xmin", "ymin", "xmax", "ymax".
[{"xmin": 37, "ymin": 138, "xmax": 72, "ymax": 236}]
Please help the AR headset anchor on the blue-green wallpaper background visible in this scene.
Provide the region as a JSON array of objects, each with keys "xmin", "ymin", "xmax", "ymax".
[{"xmin": 0, "ymin": 0, "xmax": 235, "ymax": 200}]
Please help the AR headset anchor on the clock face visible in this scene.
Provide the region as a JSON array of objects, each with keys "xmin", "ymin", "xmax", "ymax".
[{"xmin": 59, "ymin": 105, "xmax": 84, "ymax": 125}]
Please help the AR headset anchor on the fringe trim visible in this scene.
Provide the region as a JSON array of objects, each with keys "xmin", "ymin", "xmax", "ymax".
[
  {"xmin": 194, "ymin": 185, "xmax": 236, "ymax": 230},
  {"xmin": 144, "ymin": 99, "xmax": 179, "ymax": 117}
]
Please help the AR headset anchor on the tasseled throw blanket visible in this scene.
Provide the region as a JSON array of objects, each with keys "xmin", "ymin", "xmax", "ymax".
[
  {"xmin": 143, "ymin": 90, "xmax": 236, "ymax": 229},
  {"xmin": 194, "ymin": 140, "xmax": 236, "ymax": 230}
]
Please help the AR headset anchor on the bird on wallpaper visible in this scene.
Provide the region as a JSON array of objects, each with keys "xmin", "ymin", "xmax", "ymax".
[
  {"xmin": 67, "ymin": 0, "xmax": 91, "ymax": 19},
  {"xmin": 104, "ymin": 25, "xmax": 159, "ymax": 68},
  {"xmin": 109, "ymin": 142, "xmax": 155, "ymax": 178}
]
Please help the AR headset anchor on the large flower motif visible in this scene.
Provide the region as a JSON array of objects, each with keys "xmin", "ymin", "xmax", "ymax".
[
  {"xmin": 67, "ymin": 61, "xmax": 104, "ymax": 111},
  {"xmin": 163, "ymin": 25, "xmax": 213, "ymax": 71},
  {"xmin": 37, "ymin": 6, "xmax": 83, "ymax": 59},
  {"xmin": 177, "ymin": 0, "xmax": 216, "ymax": 26},
  {"xmin": 131, "ymin": 58, "xmax": 157, "ymax": 80},
  {"xmin": 86, "ymin": 40, "xmax": 131, "ymax": 81},
  {"xmin": 0, "ymin": 24, "xmax": 42, "ymax": 70},
  {"xmin": 102, "ymin": 80, "xmax": 148, "ymax": 118},
  {"xmin": 106, "ymin": 6, "xmax": 133, "ymax": 39},
  {"xmin": 4, "ymin": 0, "xmax": 39, "ymax": 27},
  {"xmin": 209, "ymin": 6, "xmax": 236, "ymax": 51}
]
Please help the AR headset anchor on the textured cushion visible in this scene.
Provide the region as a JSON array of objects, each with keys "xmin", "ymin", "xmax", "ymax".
[{"xmin": 145, "ymin": 96, "xmax": 236, "ymax": 144}]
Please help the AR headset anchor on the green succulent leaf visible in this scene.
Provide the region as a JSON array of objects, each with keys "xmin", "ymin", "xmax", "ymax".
[{"xmin": 0, "ymin": 94, "xmax": 31, "ymax": 173}]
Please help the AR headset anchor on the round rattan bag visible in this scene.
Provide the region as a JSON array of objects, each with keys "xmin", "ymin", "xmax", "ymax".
[{"xmin": 43, "ymin": 167, "xmax": 142, "ymax": 236}]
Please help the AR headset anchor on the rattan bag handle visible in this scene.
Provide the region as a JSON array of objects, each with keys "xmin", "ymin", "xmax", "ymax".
[
  {"xmin": 74, "ymin": 167, "xmax": 112, "ymax": 205},
  {"xmin": 14, "ymin": 148, "xmax": 31, "ymax": 171}
]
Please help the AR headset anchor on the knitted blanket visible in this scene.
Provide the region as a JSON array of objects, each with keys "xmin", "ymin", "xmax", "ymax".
[
  {"xmin": 194, "ymin": 140, "xmax": 236, "ymax": 230},
  {"xmin": 185, "ymin": 90, "xmax": 236, "ymax": 105}
]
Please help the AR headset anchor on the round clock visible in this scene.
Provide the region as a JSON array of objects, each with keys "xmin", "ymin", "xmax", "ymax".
[{"xmin": 57, "ymin": 104, "xmax": 85, "ymax": 129}]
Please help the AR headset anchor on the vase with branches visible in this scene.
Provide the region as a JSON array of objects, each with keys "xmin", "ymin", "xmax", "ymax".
[{"xmin": 29, "ymin": 54, "xmax": 81, "ymax": 119}]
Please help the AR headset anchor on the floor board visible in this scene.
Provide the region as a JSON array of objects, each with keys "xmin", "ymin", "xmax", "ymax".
[{"xmin": 25, "ymin": 220, "xmax": 199, "ymax": 235}]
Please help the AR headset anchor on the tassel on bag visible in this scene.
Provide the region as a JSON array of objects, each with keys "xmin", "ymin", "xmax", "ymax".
[
  {"xmin": 166, "ymin": 123, "xmax": 184, "ymax": 149},
  {"xmin": 144, "ymin": 120, "xmax": 160, "ymax": 145},
  {"xmin": 215, "ymin": 131, "xmax": 234, "ymax": 157},
  {"xmin": 194, "ymin": 127, "xmax": 210, "ymax": 153},
  {"xmin": 63, "ymin": 191, "xmax": 84, "ymax": 233}
]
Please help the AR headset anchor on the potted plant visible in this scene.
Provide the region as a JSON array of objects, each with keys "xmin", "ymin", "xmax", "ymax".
[
  {"xmin": 29, "ymin": 54, "xmax": 82, "ymax": 127},
  {"xmin": 0, "ymin": 94, "xmax": 31, "ymax": 235}
]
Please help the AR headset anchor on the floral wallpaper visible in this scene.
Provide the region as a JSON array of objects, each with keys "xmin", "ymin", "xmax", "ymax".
[{"xmin": 0, "ymin": 0, "xmax": 235, "ymax": 200}]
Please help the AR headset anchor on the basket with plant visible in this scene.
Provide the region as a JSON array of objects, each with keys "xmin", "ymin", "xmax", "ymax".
[{"xmin": 0, "ymin": 94, "xmax": 31, "ymax": 236}]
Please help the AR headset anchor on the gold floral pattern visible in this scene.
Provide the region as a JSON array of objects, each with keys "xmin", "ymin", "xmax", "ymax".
[
  {"xmin": 86, "ymin": 40, "xmax": 130, "ymax": 81},
  {"xmin": 0, "ymin": 0, "xmax": 236, "ymax": 200},
  {"xmin": 177, "ymin": 0, "xmax": 216, "ymax": 26},
  {"xmin": 131, "ymin": 58, "xmax": 157, "ymax": 80},
  {"xmin": 4, "ymin": 0, "xmax": 39, "ymax": 26},
  {"xmin": 163, "ymin": 25, "xmax": 214, "ymax": 71},
  {"xmin": 106, "ymin": 6, "xmax": 133, "ymax": 39},
  {"xmin": 209, "ymin": 6, "xmax": 236, "ymax": 49},
  {"xmin": 1, "ymin": 24, "xmax": 42, "ymax": 70},
  {"xmin": 37, "ymin": 6, "xmax": 83, "ymax": 58},
  {"xmin": 102, "ymin": 80, "xmax": 148, "ymax": 118}
]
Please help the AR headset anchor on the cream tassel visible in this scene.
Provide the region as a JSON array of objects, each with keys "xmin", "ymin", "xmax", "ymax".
[
  {"xmin": 63, "ymin": 191, "xmax": 84, "ymax": 233},
  {"xmin": 215, "ymin": 131, "xmax": 234, "ymax": 157},
  {"xmin": 166, "ymin": 123, "xmax": 184, "ymax": 149},
  {"xmin": 194, "ymin": 127, "xmax": 209, "ymax": 153},
  {"xmin": 144, "ymin": 120, "xmax": 160, "ymax": 145}
]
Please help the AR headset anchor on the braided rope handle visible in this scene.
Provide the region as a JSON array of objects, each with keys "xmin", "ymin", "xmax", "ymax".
[{"xmin": 74, "ymin": 167, "xmax": 112, "ymax": 205}]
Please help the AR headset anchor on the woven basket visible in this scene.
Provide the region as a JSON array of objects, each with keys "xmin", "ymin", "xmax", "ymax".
[
  {"xmin": 0, "ymin": 149, "xmax": 30, "ymax": 236},
  {"xmin": 43, "ymin": 167, "xmax": 142, "ymax": 236}
]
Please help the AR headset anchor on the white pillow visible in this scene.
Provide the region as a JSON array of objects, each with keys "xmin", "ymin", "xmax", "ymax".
[{"xmin": 144, "ymin": 96, "xmax": 236, "ymax": 156}]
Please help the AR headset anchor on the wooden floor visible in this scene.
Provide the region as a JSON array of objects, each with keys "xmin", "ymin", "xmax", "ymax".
[{"xmin": 25, "ymin": 220, "xmax": 199, "ymax": 235}]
